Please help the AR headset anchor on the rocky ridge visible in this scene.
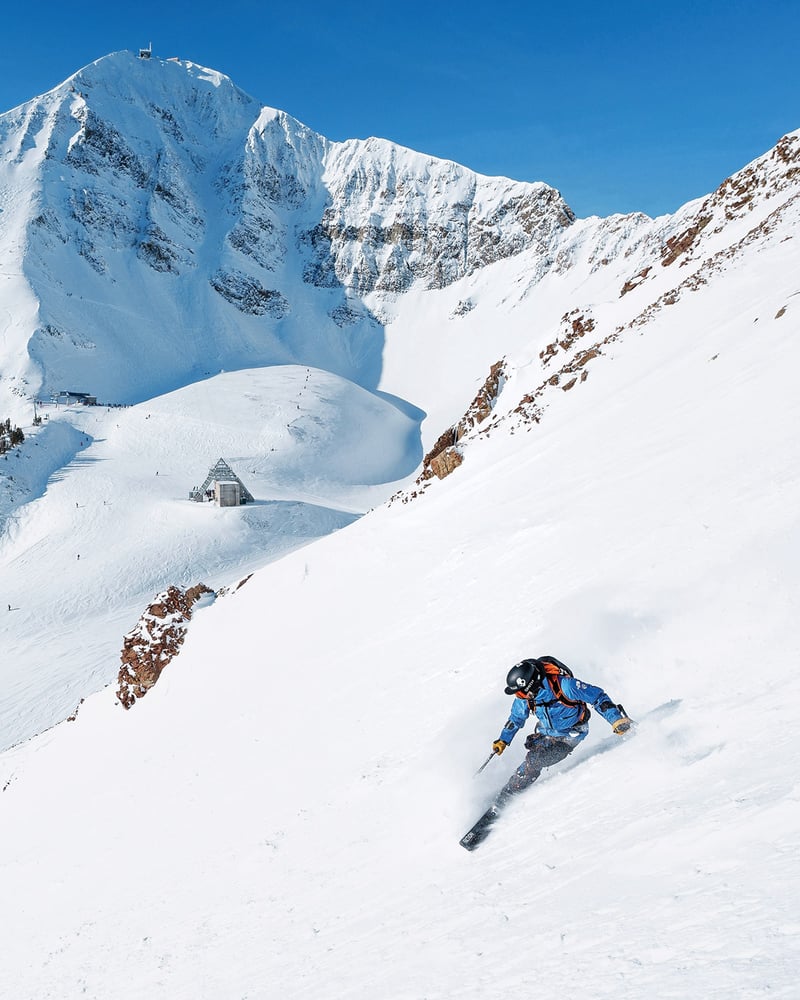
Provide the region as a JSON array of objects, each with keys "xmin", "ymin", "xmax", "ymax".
[
  {"xmin": 509, "ymin": 134, "xmax": 800, "ymax": 425},
  {"xmin": 398, "ymin": 129, "xmax": 800, "ymax": 491}
]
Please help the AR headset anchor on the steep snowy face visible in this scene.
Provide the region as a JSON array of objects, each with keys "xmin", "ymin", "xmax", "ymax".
[
  {"xmin": 303, "ymin": 138, "xmax": 575, "ymax": 293},
  {"xmin": 0, "ymin": 52, "xmax": 307, "ymax": 409},
  {"xmin": 0, "ymin": 51, "xmax": 576, "ymax": 413},
  {"xmin": 29, "ymin": 56, "xmax": 263, "ymax": 271}
]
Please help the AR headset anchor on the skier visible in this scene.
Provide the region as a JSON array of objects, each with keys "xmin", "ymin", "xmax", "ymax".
[
  {"xmin": 461, "ymin": 658, "xmax": 633, "ymax": 849},
  {"xmin": 491, "ymin": 656, "xmax": 632, "ymax": 805}
]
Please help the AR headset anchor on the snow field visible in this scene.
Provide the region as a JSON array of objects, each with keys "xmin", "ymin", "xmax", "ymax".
[
  {"xmin": 0, "ymin": 365, "xmax": 421, "ymax": 750},
  {"xmin": 2, "ymin": 239, "xmax": 799, "ymax": 995}
]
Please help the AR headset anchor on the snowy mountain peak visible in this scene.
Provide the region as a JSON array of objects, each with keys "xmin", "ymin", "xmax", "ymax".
[
  {"xmin": 0, "ymin": 51, "xmax": 575, "ymax": 416},
  {"xmin": 67, "ymin": 49, "xmax": 257, "ymax": 115}
]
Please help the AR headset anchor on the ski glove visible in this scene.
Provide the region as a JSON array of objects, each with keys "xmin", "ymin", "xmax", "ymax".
[
  {"xmin": 612, "ymin": 717, "xmax": 633, "ymax": 736},
  {"xmin": 492, "ymin": 740, "xmax": 508, "ymax": 756}
]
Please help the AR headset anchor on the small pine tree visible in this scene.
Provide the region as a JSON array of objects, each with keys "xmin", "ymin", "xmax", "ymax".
[{"xmin": 0, "ymin": 417, "xmax": 24, "ymax": 452}]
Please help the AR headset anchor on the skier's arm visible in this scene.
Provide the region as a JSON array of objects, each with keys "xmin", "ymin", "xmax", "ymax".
[
  {"xmin": 562, "ymin": 677, "xmax": 631, "ymax": 732},
  {"xmin": 497, "ymin": 695, "xmax": 530, "ymax": 746}
]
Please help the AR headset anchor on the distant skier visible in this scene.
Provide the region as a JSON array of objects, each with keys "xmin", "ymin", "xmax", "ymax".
[{"xmin": 491, "ymin": 656, "xmax": 632, "ymax": 804}]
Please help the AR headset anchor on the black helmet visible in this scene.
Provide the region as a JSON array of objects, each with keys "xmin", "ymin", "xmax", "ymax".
[{"xmin": 505, "ymin": 658, "xmax": 544, "ymax": 695}]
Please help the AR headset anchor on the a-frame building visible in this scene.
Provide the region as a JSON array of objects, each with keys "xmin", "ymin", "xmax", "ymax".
[{"xmin": 189, "ymin": 458, "xmax": 254, "ymax": 505}]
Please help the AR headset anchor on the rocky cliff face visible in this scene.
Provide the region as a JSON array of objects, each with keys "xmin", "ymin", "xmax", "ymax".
[{"xmin": 303, "ymin": 140, "xmax": 574, "ymax": 293}]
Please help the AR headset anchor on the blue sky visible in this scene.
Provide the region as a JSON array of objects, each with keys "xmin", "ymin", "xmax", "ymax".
[{"xmin": 1, "ymin": 0, "xmax": 798, "ymax": 218}]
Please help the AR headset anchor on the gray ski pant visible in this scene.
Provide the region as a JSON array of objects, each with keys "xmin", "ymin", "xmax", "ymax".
[{"xmin": 500, "ymin": 733, "xmax": 582, "ymax": 798}]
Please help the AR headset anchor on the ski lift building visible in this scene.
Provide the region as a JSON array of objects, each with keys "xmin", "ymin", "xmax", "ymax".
[
  {"xmin": 189, "ymin": 458, "xmax": 254, "ymax": 506},
  {"xmin": 53, "ymin": 390, "xmax": 97, "ymax": 406}
]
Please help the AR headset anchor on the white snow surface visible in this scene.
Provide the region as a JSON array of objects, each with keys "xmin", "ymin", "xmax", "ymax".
[
  {"xmin": 1, "ymin": 53, "xmax": 799, "ymax": 1000},
  {"xmin": 0, "ymin": 365, "xmax": 421, "ymax": 748}
]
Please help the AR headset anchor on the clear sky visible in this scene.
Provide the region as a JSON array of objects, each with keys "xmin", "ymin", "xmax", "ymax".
[{"xmin": 1, "ymin": 0, "xmax": 798, "ymax": 218}]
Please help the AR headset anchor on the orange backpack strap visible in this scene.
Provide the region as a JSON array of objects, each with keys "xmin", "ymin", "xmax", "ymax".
[
  {"xmin": 546, "ymin": 668, "xmax": 579, "ymax": 706},
  {"xmin": 539, "ymin": 657, "xmax": 590, "ymax": 722}
]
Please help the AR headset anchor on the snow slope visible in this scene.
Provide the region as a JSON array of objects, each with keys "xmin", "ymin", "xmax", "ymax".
[
  {"xmin": 0, "ymin": 365, "xmax": 421, "ymax": 750},
  {"xmin": 1, "ymin": 131, "xmax": 799, "ymax": 999}
]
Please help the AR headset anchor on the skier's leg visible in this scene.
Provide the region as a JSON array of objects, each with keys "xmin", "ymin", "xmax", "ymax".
[{"xmin": 497, "ymin": 735, "xmax": 579, "ymax": 802}]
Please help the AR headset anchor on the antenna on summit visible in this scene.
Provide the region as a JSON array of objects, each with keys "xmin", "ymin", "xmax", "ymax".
[{"xmin": 138, "ymin": 42, "xmax": 152, "ymax": 59}]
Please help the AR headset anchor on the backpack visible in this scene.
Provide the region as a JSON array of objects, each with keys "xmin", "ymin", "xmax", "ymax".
[{"xmin": 537, "ymin": 656, "xmax": 590, "ymax": 721}]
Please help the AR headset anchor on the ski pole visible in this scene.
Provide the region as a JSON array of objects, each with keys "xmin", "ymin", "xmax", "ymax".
[{"xmin": 474, "ymin": 751, "xmax": 496, "ymax": 777}]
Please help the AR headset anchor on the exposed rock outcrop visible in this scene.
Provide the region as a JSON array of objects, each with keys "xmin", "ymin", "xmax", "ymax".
[
  {"xmin": 210, "ymin": 270, "xmax": 289, "ymax": 316},
  {"xmin": 416, "ymin": 359, "xmax": 507, "ymax": 485},
  {"xmin": 116, "ymin": 583, "xmax": 213, "ymax": 709}
]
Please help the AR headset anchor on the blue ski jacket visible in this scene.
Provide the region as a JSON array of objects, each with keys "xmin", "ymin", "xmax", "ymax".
[{"xmin": 498, "ymin": 675, "xmax": 626, "ymax": 743}]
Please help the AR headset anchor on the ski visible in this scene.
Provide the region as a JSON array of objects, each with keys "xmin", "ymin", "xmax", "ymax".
[{"xmin": 459, "ymin": 803, "xmax": 502, "ymax": 851}]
